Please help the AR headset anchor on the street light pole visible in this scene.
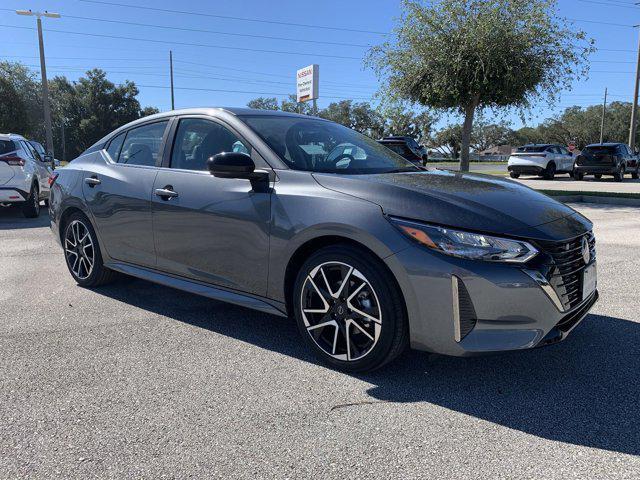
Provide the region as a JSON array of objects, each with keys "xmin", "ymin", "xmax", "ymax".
[
  {"xmin": 16, "ymin": 9, "xmax": 60, "ymax": 163},
  {"xmin": 600, "ymin": 87, "xmax": 608, "ymax": 145},
  {"xmin": 629, "ymin": 25, "xmax": 640, "ymax": 150},
  {"xmin": 169, "ymin": 50, "xmax": 175, "ymax": 110}
]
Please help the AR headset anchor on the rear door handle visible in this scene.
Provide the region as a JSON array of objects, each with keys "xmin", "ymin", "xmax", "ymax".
[
  {"xmin": 154, "ymin": 187, "xmax": 179, "ymax": 199},
  {"xmin": 84, "ymin": 176, "xmax": 101, "ymax": 187}
]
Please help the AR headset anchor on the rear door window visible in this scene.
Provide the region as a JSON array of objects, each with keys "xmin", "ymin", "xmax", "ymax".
[
  {"xmin": 119, "ymin": 121, "xmax": 169, "ymax": 166},
  {"xmin": 105, "ymin": 132, "xmax": 126, "ymax": 162}
]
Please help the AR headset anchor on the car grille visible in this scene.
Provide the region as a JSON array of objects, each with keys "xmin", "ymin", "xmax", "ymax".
[{"xmin": 537, "ymin": 232, "xmax": 596, "ymax": 311}]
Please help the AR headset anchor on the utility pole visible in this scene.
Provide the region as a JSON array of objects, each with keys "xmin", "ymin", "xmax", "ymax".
[
  {"xmin": 169, "ymin": 50, "xmax": 175, "ymax": 110},
  {"xmin": 16, "ymin": 9, "xmax": 60, "ymax": 164},
  {"xmin": 629, "ymin": 25, "xmax": 640, "ymax": 150},
  {"xmin": 600, "ymin": 87, "xmax": 608, "ymax": 144}
]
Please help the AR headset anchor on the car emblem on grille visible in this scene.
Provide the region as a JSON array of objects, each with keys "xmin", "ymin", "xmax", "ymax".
[{"xmin": 581, "ymin": 236, "xmax": 590, "ymax": 264}]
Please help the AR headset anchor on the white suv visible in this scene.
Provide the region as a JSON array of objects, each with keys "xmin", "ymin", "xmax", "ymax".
[
  {"xmin": 0, "ymin": 133, "xmax": 53, "ymax": 218},
  {"xmin": 507, "ymin": 144, "xmax": 575, "ymax": 180}
]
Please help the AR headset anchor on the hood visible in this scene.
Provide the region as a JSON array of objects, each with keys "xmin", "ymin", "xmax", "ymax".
[{"xmin": 312, "ymin": 169, "xmax": 592, "ymax": 242}]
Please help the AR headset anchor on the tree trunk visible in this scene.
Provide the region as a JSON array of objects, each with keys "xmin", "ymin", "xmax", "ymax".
[{"xmin": 460, "ymin": 103, "xmax": 476, "ymax": 172}]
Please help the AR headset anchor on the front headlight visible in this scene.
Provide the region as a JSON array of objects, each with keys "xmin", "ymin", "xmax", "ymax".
[{"xmin": 390, "ymin": 217, "xmax": 538, "ymax": 263}]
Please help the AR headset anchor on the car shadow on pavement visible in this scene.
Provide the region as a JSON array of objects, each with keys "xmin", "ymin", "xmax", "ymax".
[
  {"xmin": 95, "ymin": 278, "xmax": 639, "ymax": 456},
  {"xmin": 0, "ymin": 206, "xmax": 50, "ymax": 230}
]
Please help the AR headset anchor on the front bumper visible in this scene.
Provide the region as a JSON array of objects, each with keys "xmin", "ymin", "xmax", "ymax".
[{"xmin": 384, "ymin": 245, "xmax": 598, "ymax": 356}]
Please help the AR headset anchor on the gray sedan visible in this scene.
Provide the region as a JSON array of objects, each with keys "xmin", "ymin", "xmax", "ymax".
[{"xmin": 49, "ymin": 108, "xmax": 598, "ymax": 372}]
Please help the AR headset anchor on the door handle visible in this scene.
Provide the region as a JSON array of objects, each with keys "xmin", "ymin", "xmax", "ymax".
[
  {"xmin": 84, "ymin": 176, "xmax": 101, "ymax": 187},
  {"xmin": 154, "ymin": 187, "xmax": 179, "ymax": 199}
]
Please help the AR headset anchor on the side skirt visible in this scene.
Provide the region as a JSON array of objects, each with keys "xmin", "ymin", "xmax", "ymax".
[{"xmin": 106, "ymin": 261, "xmax": 288, "ymax": 318}]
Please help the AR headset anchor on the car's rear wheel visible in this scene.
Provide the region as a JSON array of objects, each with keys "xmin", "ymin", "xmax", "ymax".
[
  {"xmin": 21, "ymin": 184, "xmax": 40, "ymax": 218},
  {"xmin": 594, "ymin": 174, "xmax": 602, "ymax": 179},
  {"xmin": 543, "ymin": 162, "xmax": 556, "ymax": 180},
  {"xmin": 293, "ymin": 245, "xmax": 408, "ymax": 372},
  {"xmin": 633, "ymin": 167, "xmax": 639, "ymax": 180},
  {"xmin": 509, "ymin": 171, "xmax": 520, "ymax": 179},
  {"xmin": 63, "ymin": 212, "xmax": 118, "ymax": 287},
  {"xmin": 574, "ymin": 171, "xmax": 584, "ymax": 180}
]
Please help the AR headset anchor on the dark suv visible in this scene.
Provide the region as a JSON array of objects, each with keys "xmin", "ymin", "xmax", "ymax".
[
  {"xmin": 378, "ymin": 136, "xmax": 427, "ymax": 166},
  {"xmin": 574, "ymin": 143, "xmax": 639, "ymax": 182}
]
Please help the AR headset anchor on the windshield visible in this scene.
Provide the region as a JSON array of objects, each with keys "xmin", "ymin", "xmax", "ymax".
[
  {"xmin": 240, "ymin": 115, "xmax": 418, "ymax": 174},
  {"xmin": 0, "ymin": 140, "xmax": 16, "ymax": 155}
]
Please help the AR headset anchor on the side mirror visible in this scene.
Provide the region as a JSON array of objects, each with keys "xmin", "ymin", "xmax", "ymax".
[{"xmin": 207, "ymin": 152, "xmax": 269, "ymax": 187}]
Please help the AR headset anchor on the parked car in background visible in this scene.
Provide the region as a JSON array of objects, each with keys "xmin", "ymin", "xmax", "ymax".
[
  {"xmin": 0, "ymin": 133, "xmax": 52, "ymax": 217},
  {"xmin": 507, "ymin": 144, "xmax": 574, "ymax": 179},
  {"xmin": 50, "ymin": 108, "xmax": 597, "ymax": 372},
  {"xmin": 28, "ymin": 140, "xmax": 60, "ymax": 167},
  {"xmin": 574, "ymin": 143, "xmax": 639, "ymax": 182},
  {"xmin": 378, "ymin": 136, "xmax": 427, "ymax": 166}
]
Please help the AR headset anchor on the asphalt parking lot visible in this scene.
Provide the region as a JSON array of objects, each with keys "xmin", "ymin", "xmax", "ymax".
[{"xmin": 1, "ymin": 204, "xmax": 639, "ymax": 479}]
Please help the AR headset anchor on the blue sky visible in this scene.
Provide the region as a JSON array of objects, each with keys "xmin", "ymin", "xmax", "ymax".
[{"xmin": 2, "ymin": 0, "xmax": 640, "ymax": 130}]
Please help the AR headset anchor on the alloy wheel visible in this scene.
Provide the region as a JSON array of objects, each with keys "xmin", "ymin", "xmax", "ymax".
[
  {"xmin": 300, "ymin": 261, "xmax": 382, "ymax": 362},
  {"xmin": 64, "ymin": 220, "xmax": 95, "ymax": 280}
]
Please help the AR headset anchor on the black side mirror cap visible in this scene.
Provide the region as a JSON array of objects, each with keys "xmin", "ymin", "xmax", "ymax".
[{"xmin": 207, "ymin": 151, "xmax": 270, "ymax": 187}]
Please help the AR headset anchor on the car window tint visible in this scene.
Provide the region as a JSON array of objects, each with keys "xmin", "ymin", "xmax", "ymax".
[
  {"xmin": 106, "ymin": 132, "xmax": 126, "ymax": 162},
  {"xmin": 22, "ymin": 141, "xmax": 39, "ymax": 160},
  {"xmin": 119, "ymin": 121, "xmax": 168, "ymax": 166},
  {"xmin": 0, "ymin": 140, "xmax": 16, "ymax": 155},
  {"xmin": 170, "ymin": 118, "xmax": 250, "ymax": 171}
]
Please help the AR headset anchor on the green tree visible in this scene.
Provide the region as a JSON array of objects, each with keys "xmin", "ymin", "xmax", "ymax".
[
  {"xmin": 381, "ymin": 104, "xmax": 435, "ymax": 143},
  {"xmin": 319, "ymin": 100, "xmax": 384, "ymax": 137},
  {"xmin": 471, "ymin": 117, "xmax": 516, "ymax": 152},
  {"xmin": 246, "ymin": 97, "xmax": 279, "ymax": 110},
  {"xmin": 367, "ymin": 0, "xmax": 593, "ymax": 171}
]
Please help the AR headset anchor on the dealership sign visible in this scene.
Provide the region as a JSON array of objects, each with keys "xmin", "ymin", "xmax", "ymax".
[{"xmin": 296, "ymin": 64, "xmax": 319, "ymax": 103}]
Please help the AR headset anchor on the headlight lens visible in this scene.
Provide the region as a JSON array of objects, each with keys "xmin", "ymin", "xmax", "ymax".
[{"xmin": 391, "ymin": 218, "xmax": 538, "ymax": 263}]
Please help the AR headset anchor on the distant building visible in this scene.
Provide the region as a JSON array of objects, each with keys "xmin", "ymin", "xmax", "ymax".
[{"xmin": 478, "ymin": 145, "xmax": 513, "ymax": 156}]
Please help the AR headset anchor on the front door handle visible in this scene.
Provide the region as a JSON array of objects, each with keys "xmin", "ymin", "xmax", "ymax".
[
  {"xmin": 84, "ymin": 176, "xmax": 101, "ymax": 187},
  {"xmin": 154, "ymin": 187, "xmax": 179, "ymax": 200}
]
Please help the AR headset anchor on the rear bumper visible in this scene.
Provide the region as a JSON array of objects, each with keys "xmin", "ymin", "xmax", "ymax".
[
  {"xmin": 0, "ymin": 187, "xmax": 28, "ymax": 203},
  {"xmin": 508, "ymin": 165, "xmax": 545, "ymax": 175},
  {"xmin": 574, "ymin": 165, "xmax": 617, "ymax": 174}
]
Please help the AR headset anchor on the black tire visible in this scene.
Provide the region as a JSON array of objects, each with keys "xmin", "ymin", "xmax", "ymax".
[
  {"xmin": 543, "ymin": 162, "xmax": 556, "ymax": 180},
  {"xmin": 62, "ymin": 211, "xmax": 118, "ymax": 287},
  {"xmin": 21, "ymin": 184, "xmax": 40, "ymax": 218},
  {"xmin": 292, "ymin": 245, "xmax": 408, "ymax": 372},
  {"xmin": 614, "ymin": 164, "xmax": 624, "ymax": 182},
  {"xmin": 632, "ymin": 168, "xmax": 639, "ymax": 180},
  {"xmin": 509, "ymin": 171, "xmax": 520, "ymax": 179},
  {"xmin": 574, "ymin": 171, "xmax": 584, "ymax": 181},
  {"xmin": 594, "ymin": 174, "xmax": 602, "ymax": 179}
]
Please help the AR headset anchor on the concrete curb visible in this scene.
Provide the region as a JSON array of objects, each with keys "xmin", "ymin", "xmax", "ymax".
[{"xmin": 544, "ymin": 193, "xmax": 640, "ymax": 207}]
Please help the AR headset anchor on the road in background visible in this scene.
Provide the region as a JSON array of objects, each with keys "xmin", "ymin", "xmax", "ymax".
[{"xmin": 1, "ymin": 205, "xmax": 639, "ymax": 479}]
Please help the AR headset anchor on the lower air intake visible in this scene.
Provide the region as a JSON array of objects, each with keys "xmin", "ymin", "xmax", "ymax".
[{"xmin": 452, "ymin": 276, "xmax": 477, "ymax": 342}]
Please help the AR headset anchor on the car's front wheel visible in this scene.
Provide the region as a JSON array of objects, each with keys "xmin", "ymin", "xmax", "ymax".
[
  {"xmin": 293, "ymin": 245, "xmax": 408, "ymax": 372},
  {"xmin": 543, "ymin": 162, "xmax": 556, "ymax": 180},
  {"xmin": 509, "ymin": 171, "xmax": 520, "ymax": 179},
  {"xmin": 633, "ymin": 167, "xmax": 639, "ymax": 180},
  {"xmin": 63, "ymin": 212, "xmax": 118, "ymax": 287}
]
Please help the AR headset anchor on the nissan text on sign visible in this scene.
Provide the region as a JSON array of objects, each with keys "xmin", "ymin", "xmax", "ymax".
[{"xmin": 296, "ymin": 64, "xmax": 319, "ymax": 103}]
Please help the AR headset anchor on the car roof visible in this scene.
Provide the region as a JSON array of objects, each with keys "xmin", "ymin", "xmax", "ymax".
[
  {"xmin": 520, "ymin": 143, "xmax": 555, "ymax": 148},
  {"xmin": 0, "ymin": 133, "xmax": 26, "ymax": 141},
  {"xmin": 585, "ymin": 142, "xmax": 624, "ymax": 147}
]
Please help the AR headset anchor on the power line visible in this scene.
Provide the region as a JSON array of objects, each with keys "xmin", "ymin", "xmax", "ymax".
[
  {"xmin": 576, "ymin": 0, "xmax": 640, "ymax": 9},
  {"xmin": 0, "ymin": 24, "xmax": 363, "ymax": 60},
  {"xmin": 78, "ymin": 0, "xmax": 388, "ymax": 35},
  {"xmin": 0, "ymin": 8, "xmax": 372, "ymax": 48},
  {"xmin": 135, "ymin": 84, "xmax": 373, "ymax": 101}
]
